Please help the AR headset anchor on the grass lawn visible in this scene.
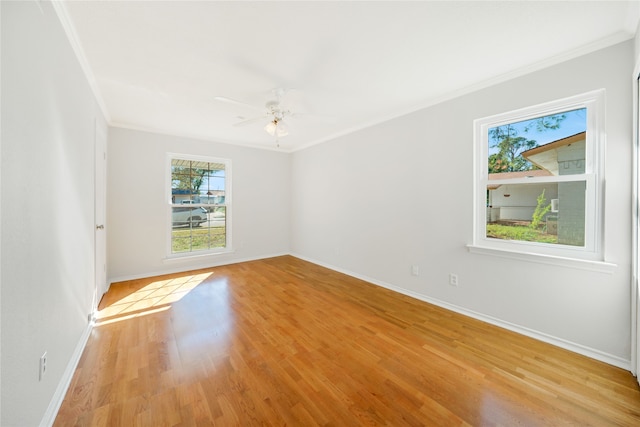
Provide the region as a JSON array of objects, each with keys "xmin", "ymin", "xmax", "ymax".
[
  {"xmin": 172, "ymin": 225, "xmax": 226, "ymax": 252},
  {"xmin": 486, "ymin": 223, "xmax": 557, "ymax": 244}
]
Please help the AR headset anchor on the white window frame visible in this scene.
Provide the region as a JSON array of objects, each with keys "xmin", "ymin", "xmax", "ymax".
[
  {"xmin": 166, "ymin": 153, "xmax": 232, "ymax": 258},
  {"xmin": 470, "ymin": 90, "xmax": 610, "ymax": 267}
]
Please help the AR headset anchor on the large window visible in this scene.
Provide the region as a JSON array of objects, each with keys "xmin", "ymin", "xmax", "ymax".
[
  {"xmin": 473, "ymin": 90, "xmax": 605, "ymax": 261},
  {"xmin": 168, "ymin": 155, "xmax": 231, "ymax": 256}
]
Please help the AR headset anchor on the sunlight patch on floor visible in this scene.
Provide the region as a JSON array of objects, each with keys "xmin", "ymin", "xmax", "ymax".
[{"xmin": 95, "ymin": 272, "xmax": 212, "ymax": 325}]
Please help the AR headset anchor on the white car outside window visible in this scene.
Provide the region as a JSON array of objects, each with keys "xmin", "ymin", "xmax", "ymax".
[{"xmin": 172, "ymin": 206, "xmax": 208, "ymax": 227}]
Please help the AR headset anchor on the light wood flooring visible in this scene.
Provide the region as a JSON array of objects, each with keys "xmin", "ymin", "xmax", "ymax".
[{"xmin": 55, "ymin": 256, "xmax": 640, "ymax": 426}]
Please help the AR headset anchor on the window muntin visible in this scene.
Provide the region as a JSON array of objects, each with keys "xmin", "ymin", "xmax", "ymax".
[
  {"xmin": 474, "ymin": 90, "xmax": 604, "ymax": 260},
  {"xmin": 169, "ymin": 155, "xmax": 231, "ymax": 255}
]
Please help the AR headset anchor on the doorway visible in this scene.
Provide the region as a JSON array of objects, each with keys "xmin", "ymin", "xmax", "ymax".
[{"xmin": 94, "ymin": 121, "xmax": 107, "ymax": 309}]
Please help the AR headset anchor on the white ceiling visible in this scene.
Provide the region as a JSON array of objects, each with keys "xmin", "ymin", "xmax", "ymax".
[{"xmin": 59, "ymin": 1, "xmax": 639, "ymax": 152}]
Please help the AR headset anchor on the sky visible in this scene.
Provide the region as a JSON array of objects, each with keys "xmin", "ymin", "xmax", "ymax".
[{"xmin": 488, "ymin": 108, "xmax": 587, "ymax": 155}]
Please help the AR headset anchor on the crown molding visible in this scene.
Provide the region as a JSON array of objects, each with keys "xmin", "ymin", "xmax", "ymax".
[{"xmin": 293, "ymin": 30, "xmax": 634, "ymax": 153}]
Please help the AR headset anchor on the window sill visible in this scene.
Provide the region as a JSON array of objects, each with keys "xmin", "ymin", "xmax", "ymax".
[
  {"xmin": 164, "ymin": 249, "xmax": 234, "ymax": 263},
  {"xmin": 466, "ymin": 244, "xmax": 617, "ymax": 274}
]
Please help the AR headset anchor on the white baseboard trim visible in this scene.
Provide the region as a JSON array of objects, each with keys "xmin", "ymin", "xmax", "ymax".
[
  {"xmin": 39, "ymin": 320, "xmax": 93, "ymax": 427},
  {"xmin": 290, "ymin": 253, "xmax": 631, "ymax": 371},
  {"xmin": 108, "ymin": 252, "xmax": 289, "ymax": 286}
]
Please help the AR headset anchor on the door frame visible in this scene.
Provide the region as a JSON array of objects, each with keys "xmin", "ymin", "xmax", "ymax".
[
  {"xmin": 94, "ymin": 120, "xmax": 108, "ymax": 313},
  {"xmin": 632, "ymin": 65, "xmax": 640, "ymax": 380}
]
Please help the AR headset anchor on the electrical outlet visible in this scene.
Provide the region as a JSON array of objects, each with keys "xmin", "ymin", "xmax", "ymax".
[
  {"xmin": 411, "ymin": 265, "xmax": 419, "ymax": 276},
  {"xmin": 449, "ymin": 273, "xmax": 459, "ymax": 286},
  {"xmin": 39, "ymin": 352, "xmax": 47, "ymax": 381}
]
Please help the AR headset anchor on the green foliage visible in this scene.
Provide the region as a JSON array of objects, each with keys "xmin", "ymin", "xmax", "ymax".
[
  {"xmin": 525, "ymin": 114, "xmax": 566, "ymax": 133},
  {"xmin": 488, "ymin": 114, "xmax": 567, "ymax": 174},
  {"xmin": 486, "ymin": 223, "xmax": 557, "ymax": 244},
  {"xmin": 172, "ymin": 165, "xmax": 207, "ymax": 194},
  {"xmin": 488, "ymin": 132, "xmax": 537, "ymax": 173},
  {"xmin": 530, "ymin": 189, "xmax": 551, "ymax": 230}
]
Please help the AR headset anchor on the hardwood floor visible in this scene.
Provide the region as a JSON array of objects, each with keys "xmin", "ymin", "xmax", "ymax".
[{"xmin": 54, "ymin": 256, "xmax": 640, "ymax": 426}]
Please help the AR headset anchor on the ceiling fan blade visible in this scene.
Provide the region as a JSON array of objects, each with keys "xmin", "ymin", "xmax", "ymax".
[
  {"xmin": 214, "ymin": 96, "xmax": 263, "ymax": 111},
  {"xmin": 233, "ymin": 115, "xmax": 268, "ymax": 127}
]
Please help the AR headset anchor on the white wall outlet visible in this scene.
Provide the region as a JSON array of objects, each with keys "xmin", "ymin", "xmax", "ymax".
[
  {"xmin": 411, "ymin": 265, "xmax": 419, "ymax": 276},
  {"xmin": 39, "ymin": 352, "xmax": 47, "ymax": 381},
  {"xmin": 449, "ymin": 273, "xmax": 459, "ymax": 286}
]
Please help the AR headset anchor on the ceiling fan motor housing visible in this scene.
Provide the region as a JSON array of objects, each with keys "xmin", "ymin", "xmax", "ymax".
[{"xmin": 266, "ymin": 100, "xmax": 288, "ymax": 121}]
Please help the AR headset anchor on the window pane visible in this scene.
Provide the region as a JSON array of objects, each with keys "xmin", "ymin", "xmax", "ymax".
[
  {"xmin": 171, "ymin": 206, "xmax": 208, "ymax": 228},
  {"xmin": 171, "ymin": 160, "xmax": 226, "ymax": 204},
  {"xmin": 190, "ymin": 227, "xmax": 212, "ymax": 251},
  {"xmin": 171, "ymin": 206, "xmax": 226, "ymax": 252},
  {"xmin": 199, "ymin": 167, "xmax": 226, "ymax": 204},
  {"xmin": 171, "ymin": 236, "xmax": 192, "ymax": 253},
  {"xmin": 202, "ymin": 206, "xmax": 226, "ymax": 249},
  {"xmin": 170, "ymin": 157, "xmax": 229, "ymax": 255},
  {"xmin": 488, "ymin": 108, "xmax": 586, "ymax": 176},
  {"xmin": 210, "ymin": 227, "xmax": 226, "ymax": 249},
  {"xmin": 486, "ymin": 181, "xmax": 585, "ymax": 247}
]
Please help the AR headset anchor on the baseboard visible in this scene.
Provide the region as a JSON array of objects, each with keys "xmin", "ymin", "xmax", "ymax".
[
  {"xmin": 39, "ymin": 320, "xmax": 93, "ymax": 427},
  {"xmin": 108, "ymin": 252, "xmax": 289, "ymax": 286},
  {"xmin": 290, "ymin": 253, "xmax": 631, "ymax": 371}
]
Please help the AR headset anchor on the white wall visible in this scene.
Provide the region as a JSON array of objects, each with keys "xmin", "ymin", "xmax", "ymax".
[
  {"xmin": 107, "ymin": 128, "xmax": 291, "ymax": 281},
  {"xmin": 291, "ymin": 41, "xmax": 634, "ymax": 367},
  {"xmin": 635, "ymin": 17, "xmax": 640, "ymax": 62},
  {"xmin": 1, "ymin": 1, "xmax": 106, "ymax": 425}
]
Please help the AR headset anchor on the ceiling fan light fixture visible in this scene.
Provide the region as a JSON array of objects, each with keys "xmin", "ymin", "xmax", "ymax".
[{"xmin": 264, "ymin": 120, "xmax": 288, "ymax": 137}]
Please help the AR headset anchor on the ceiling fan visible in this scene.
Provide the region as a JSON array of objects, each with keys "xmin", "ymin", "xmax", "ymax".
[
  {"xmin": 241, "ymin": 99, "xmax": 291, "ymax": 137},
  {"xmin": 214, "ymin": 89, "xmax": 299, "ymax": 144}
]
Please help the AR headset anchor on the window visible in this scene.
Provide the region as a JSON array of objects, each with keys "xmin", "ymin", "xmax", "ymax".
[
  {"xmin": 473, "ymin": 90, "xmax": 605, "ymax": 262},
  {"xmin": 168, "ymin": 154, "xmax": 231, "ymax": 256}
]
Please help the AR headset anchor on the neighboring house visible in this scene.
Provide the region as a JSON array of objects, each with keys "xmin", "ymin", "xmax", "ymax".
[
  {"xmin": 487, "ymin": 169, "xmax": 556, "ymax": 222},
  {"xmin": 172, "ymin": 189, "xmax": 193, "ymax": 204},
  {"xmin": 523, "ymin": 132, "xmax": 586, "ymax": 246},
  {"xmin": 172, "ymin": 189, "xmax": 226, "ymax": 205},
  {"xmin": 487, "ymin": 132, "xmax": 586, "ymax": 245}
]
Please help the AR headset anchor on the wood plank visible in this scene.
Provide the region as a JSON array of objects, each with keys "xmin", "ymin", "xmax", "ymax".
[{"xmin": 54, "ymin": 256, "xmax": 640, "ymax": 426}]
